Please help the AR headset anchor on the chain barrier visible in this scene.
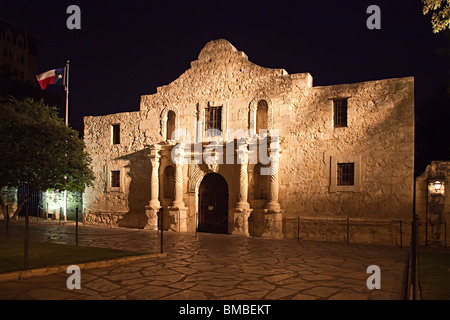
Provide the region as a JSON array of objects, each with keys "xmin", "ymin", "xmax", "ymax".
[
  {"xmin": 5, "ymin": 206, "xmax": 421, "ymax": 250},
  {"xmin": 247, "ymin": 215, "xmax": 406, "ymax": 246}
]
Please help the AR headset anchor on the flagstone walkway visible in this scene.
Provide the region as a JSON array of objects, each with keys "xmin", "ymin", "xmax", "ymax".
[{"xmin": 0, "ymin": 220, "xmax": 408, "ymax": 300}]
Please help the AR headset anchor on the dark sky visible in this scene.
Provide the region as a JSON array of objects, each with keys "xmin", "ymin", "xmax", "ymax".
[{"xmin": 1, "ymin": 0, "xmax": 448, "ymax": 131}]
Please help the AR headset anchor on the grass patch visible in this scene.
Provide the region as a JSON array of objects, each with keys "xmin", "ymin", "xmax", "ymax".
[
  {"xmin": 419, "ymin": 248, "xmax": 450, "ymax": 300},
  {"xmin": 0, "ymin": 239, "xmax": 147, "ymax": 273}
]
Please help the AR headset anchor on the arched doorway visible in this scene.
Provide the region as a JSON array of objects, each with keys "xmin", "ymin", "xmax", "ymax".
[{"xmin": 198, "ymin": 173, "xmax": 229, "ymax": 234}]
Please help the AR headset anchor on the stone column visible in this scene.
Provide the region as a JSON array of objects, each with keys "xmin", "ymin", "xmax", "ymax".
[
  {"xmin": 168, "ymin": 143, "xmax": 188, "ymax": 232},
  {"xmin": 266, "ymin": 156, "xmax": 280, "ymax": 211},
  {"xmin": 144, "ymin": 144, "xmax": 161, "ymax": 230},
  {"xmin": 262, "ymin": 136, "xmax": 283, "ymax": 239},
  {"xmin": 232, "ymin": 140, "xmax": 252, "ymax": 236}
]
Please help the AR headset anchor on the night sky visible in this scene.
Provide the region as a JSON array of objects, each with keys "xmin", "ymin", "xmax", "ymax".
[{"xmin": 1, "ymin": 0, "xmax": 449, "ymax": 172}]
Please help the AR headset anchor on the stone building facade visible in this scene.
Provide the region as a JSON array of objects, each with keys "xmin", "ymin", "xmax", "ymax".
[{"xmin": 83, "ymin": 39, "xmax": 415, "ymax": 244}]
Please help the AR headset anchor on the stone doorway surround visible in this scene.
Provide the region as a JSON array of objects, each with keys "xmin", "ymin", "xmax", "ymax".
[{"xmin": 198, "ymin": 173, "xmax": 229, "ymax": 234}]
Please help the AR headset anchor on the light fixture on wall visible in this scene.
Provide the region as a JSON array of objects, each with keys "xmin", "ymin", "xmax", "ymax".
[{"xmin": 434, "ymin": 180, "xmax": 442, "ymax": 192}]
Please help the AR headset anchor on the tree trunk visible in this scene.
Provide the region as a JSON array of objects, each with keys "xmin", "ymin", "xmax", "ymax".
[
  {"xmin": 0, "ymin": 196, "xmax": 6, "ymax": 220},
  {"xmin": 12, "ymin": 192, "xmax": 33, "ymax": 220}
]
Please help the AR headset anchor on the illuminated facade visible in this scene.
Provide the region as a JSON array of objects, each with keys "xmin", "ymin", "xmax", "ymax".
[{"xmin": 83, "ymin": 39, "xmax": 415, "ymax": 244}]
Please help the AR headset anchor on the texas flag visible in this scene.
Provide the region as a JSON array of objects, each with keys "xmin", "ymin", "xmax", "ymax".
[{"xmin": 36, "ymin": 68, "xmax": 65, "ymax": 90}]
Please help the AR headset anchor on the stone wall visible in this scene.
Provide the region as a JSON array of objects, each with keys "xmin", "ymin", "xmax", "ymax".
[
  {"xmin": 278, "ymin": 77, "xmax": 414, "ymax": 241},
  {"xmin": 42, "ymin": 190, "xmax": 82, "ymax": 220},
  {"xmin": 83, "ymin": 39, "xmax": 414, "ymax": 244}
]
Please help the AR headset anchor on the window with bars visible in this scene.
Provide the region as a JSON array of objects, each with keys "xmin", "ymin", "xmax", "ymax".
[
  {"xmin": 111, "ymin": 171, "xmax": 120, "ymax": 188},
  {"xmin": 204, "ymin": 106, "xmax": 222, "ymax": 136},
  {"xmin": 333, "ymin": 98, "xmax": 348, "ymax": 127},
  {"xmin": 337, "ymin": 163, "xmax": 354, "ymax": 186},
  {"xmin": 112, "ymin": 124, "xmax": 120, "ymax": 145}
]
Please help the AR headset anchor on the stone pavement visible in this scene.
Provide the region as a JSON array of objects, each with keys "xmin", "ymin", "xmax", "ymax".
[{"xmin": 0, "ymin": 220, "xmax": 409, "ymax": 300}]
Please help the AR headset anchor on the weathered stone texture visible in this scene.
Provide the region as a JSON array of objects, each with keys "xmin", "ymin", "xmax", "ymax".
[{"xmin": 83, "ymin": 39, "xmax": 414, "ymax": 244}]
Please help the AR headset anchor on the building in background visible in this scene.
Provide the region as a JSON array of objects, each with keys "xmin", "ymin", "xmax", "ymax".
[
  {"xmin": 416, "ymin": 161, "xmax": 449, "ymax": 246},
  {"xmin": 0, "ymin": 19, "xmax": 37, "ymax": 83}
]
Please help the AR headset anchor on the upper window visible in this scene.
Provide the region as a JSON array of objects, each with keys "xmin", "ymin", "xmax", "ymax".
[
  {"xmin": 256, "ymin": 100, "xmax": 268, "ymax": 134},
  {"xmin": 111, "ymin": 171, "xmax": 120, "ymax": 188},
  {"xmin": 166, "ymin": 110, "xmax": 176, "ymax": 140},
  {"xmin": 337, "ymin": 163, "xmax": 354, "ymax": 186},
  {"xmin": 205, "ymin": 106, "xmax": 222, "ymax": 136},
  {"xmin": 112, "ymin": 124, "xmax": 120, "ymax": 145},
  {"xmin": 333, "ymin": 98, "xmax": 348, "ymax": 127}
]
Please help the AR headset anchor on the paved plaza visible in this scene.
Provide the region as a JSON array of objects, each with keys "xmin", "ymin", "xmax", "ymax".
[{"xmin": 0, "ymin": 220, "xmax": 409, "ymax": 300}]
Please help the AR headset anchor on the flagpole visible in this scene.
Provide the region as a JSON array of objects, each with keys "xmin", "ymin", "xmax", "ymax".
[
  {"xmin": 64, "ymin": 60, "xmax": 69, "ymax": 221},
  {"xmin": 65, "ymin": 60, "xmax": 69, "ymax": 126}
]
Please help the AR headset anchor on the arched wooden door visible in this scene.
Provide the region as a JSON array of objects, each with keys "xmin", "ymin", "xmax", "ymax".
[{"xmin": 198, "ymin": 173, "xmax": 229, "ymax": 234}]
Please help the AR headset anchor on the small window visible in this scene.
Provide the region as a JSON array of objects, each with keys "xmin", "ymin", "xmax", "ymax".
[
  {"xmin": 111, "ymin": 171, "xmax": 120, "ymax": 188},
  {"xmin": 112, "ymin": 124, "xmax": 120, "ymax": 145},
  {"xmin": 204, "ymin": 106, "xmax": 222, "ymax": 136},
  {"xmin": 337, "ymin": 163, "xmax": 354, "ymax": 186},
  {"xmin": 334, "ymin": 99, "xmax": 348, "ymax": 127}
]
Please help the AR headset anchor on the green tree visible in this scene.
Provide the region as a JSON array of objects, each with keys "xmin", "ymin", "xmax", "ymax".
[
  {"xmin": 0, "ymin": 97, "xmax": 94, "ymax": 219},
  {"xmin": 423, "ymin": 0, "xmax": 450, "ymax": 33}
]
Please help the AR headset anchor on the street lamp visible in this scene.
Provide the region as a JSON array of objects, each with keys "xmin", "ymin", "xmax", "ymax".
[{"xmin": 434, "ymin": 180, "xmax": 442, "ymax": 192}]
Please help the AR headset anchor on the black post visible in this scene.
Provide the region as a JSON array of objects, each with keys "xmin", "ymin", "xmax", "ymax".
[
  {"xmin": 5, "ymin": 205, "xmax": 9, "ymax": 239},
  {"xmin": 252, "ymin": 215, "xmax": 254, "ymax": 240},
  {"xmin": 400, "ymin": 220, "xmax": 403, "ymax": 248},
  {"xmin": 445, "ymin": 221, "xmax": 447, "ymax": 248},
  {"xmin": 410, "ymin": 219, "xmax": 415, "ymax": 299},
  {"xmin": 425, "ymin": 219, "xmax": 428, "ymax": 247},
  {"xmin": 75, "ymin": 207, "xmax": 79, "ymax": 246},
  {"xmin": 195, "ymin": 212, "xmax": 198, "ymax": 238},
  {"xmin": 415, "ymin": 215, "xmax": 419, "ymax": 300},
  {"xmin": 297, "ymin": 217, "xmax": 300, "ymax": 243},
  {"xmin": 160, "ymin": 209, "xmax": 163, "ymax": 253},
  {"xmin": 411, "ymin": 215, "xmax": 419, "ymax": 300},
  {"xmin": 59, "ymin": 207, "xmax": 62, "ymax": 225},
  {"xmin": 346, "ymin": 218, "xmax": 350, "ymax": 246},
  {"xmin": 24, "ymin": 206, "xmax": 29, "ymax": 270}
]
